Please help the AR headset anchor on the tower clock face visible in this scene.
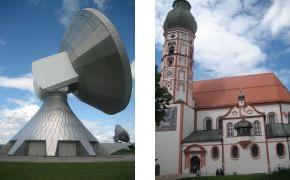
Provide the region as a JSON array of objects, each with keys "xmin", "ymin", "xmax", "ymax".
[{"xmin": 166, "ymin": 69, "xmax": 173, "ymax": 78}]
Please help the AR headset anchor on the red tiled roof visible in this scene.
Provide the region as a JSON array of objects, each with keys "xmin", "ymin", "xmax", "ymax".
[{"xmin": 193, "ymin": 73, "xmax": 290, "ymax": 109}]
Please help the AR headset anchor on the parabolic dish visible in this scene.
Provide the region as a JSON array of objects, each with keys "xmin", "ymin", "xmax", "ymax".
[
  {"xmin": 113, "ymin": 124, "xmax": 130, "ymax": 143},
  {"xmin": 60, "ymin": 8, "xmax": 132, "ymax": 114}
]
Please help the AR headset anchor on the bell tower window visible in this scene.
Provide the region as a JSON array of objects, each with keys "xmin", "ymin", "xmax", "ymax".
[
  {"xmin": 167, "ymin": 57, "xmax": 174, "ymax": 66},
  {"xmin": 168, "ymin": 46, "xmax": 175, "ymax": 55}
]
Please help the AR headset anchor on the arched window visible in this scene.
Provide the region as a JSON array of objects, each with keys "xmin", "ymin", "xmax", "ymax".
[
  {"xmin": 276, "ymin": 143, "xmax": 285, "ymax": 158},
  {"xmin": 168, "ymin": 46, "xmax": 175, "ymax": 55},
  {"xmin": 167, "ymin": 57, "xmax": 174, "ymax": 66},
  {"xmin": 253, "ymin": 121, "xmax": 261, "ymax": 136},
  {"xmin": 231, "ymin": 145, "xmax": 239, "ymax": 160},
  {"xmin": 251, "ymin": 144, "xmax": 259, "ymax": 159},
  {"xmin": 217, "ymin": 117, "xmax": 223, "ymax": 130},
  {"xmin": 268, "ymin": 112, "xmax": 277, "ymax": 124},
  {"xmin": 227, "ymin": 122, "xmax": 234, "ymax": 137},
  {"xmin": 211, "ymin": 146, "xmax": 219, "ymax": 160},
  {"xmin": 204, "ymin": 117, "xmax": 212, "ymax": 130}
]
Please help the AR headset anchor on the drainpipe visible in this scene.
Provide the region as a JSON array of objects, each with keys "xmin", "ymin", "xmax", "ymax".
[
  {"xmin": 222, "ymin": 139, "xmax": 225, "ymax": 172},
  {"xmin": 286, "ymin": 136, "xmax": 290, "ymax": 165}
]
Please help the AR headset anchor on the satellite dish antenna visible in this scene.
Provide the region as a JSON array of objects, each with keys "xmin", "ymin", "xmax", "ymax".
[
  {"xmin": 4, "ymin": 8, "xmax": 132, "ymax": 157},
  {"xmin": 113, "ymin": 124, "xmax": 130, "ymax": 143}
]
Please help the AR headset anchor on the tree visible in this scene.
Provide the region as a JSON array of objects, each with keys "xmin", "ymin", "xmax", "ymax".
[{"xmin": 155, "ymin": 65, "xmax": 172, "ymax": 126}]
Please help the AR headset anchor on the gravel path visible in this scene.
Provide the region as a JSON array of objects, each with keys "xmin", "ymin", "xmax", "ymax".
[{"xmin": 0, "ymin": 154, "xmax": 134, "ymax": 163}]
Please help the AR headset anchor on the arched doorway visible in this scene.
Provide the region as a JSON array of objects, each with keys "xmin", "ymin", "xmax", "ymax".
[{"xmin": 190, "ymin": 156, "xmax": 200, "ymax": 173}]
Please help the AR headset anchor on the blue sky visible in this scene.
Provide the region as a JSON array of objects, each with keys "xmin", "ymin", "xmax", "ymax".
[
  {"xmin": 156, "ymin": 0, "xmax": 290, "ymax": 89},
  {"xmin": 0, "ymin": 0, "xmax": 135, "ymax": 144}
]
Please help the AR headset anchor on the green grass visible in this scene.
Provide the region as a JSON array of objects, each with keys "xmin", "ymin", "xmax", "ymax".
[
  {"xmin": 112, "ymin": 148, "xmax": 135, "ymax": 155},
  {"xmin": 0, "ymin": 161, "xmax": 134, "ymax": 180}
]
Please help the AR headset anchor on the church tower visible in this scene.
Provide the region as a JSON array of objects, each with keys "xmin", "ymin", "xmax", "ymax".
[
  {"xmin": 160, "ymin": 0, "xmax": 197, "ymax": 107},
  {"xmin": 156, "ymin": 0, "xmax": 198, "ymax": 176}
]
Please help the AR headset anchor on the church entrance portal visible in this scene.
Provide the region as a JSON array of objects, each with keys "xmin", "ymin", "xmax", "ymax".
[{"xmin": 190, "ymin": 156, "xmax": 200, "ymax": 173}]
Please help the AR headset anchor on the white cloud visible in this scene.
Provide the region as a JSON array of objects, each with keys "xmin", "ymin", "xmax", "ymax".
[
  {"xmin": 130, "ymin": 60, "xmax": 135, "ymax": 80},
  {"xmin": 93, "ymin": 0, "xmax": 107, "ymax": 10},
  {"xmin": 0, "ymin": 38, "xmax": 6, "ymax": 48},
  {"xmin": 262, "ymin": 0, "xmax": 290, "ymax": 35},
  {"xmin": 0, "ymin": 98, "xmax": 39, "ymax": 144},
  {"xmin": 155, "ymin": 0, "xmax": 290, "ymax": 80},
  {"xmin": 0, "ymin": 73, "xmax": 34, "ymax": 92},
  {"xmin": 58, "ymin": 0, "xmax": 108, "ymax": 27},
  {"xmin": 59, "ymin": 0, "xmax": 81, "ymax": 27},
  {"xmin": 29, "ymin": 0, "xmax": 45, "ymax": 5}
]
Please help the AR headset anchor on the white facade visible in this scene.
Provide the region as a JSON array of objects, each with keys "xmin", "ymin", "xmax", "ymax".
[{"xmin": 156, "ymin": 98, "xmax": 290, "ymax": 176}]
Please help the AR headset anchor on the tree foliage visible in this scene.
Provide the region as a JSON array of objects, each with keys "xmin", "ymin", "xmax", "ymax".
[{"xmin": 155, "ymin": 65, "xmax": 172, "ymax": 126}]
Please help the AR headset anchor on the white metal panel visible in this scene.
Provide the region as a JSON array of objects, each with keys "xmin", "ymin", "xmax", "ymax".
[
  {"xmin": 28, "ymin": 141, "xmax": 46, "ymax": 156},
  {"xmin": 58, "ymin": 141, "xmax": 77, "ymax": 156},
  {"xmin": 32, "ymin": 51, "xmax": 79, "ymax": 92}
]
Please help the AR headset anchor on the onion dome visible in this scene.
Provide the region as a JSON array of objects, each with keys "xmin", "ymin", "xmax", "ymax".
[{"xmin": 163, "ymin": 0, "xmax": 197, "ymax": 33}]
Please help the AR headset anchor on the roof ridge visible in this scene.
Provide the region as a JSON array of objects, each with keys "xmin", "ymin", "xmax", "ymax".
[
  {"xmin": 194, "ymin": 84, "xmax": 285, "ymax": 94},
  {"xmin": 194, "ymin": 72, "xmax": 275, "ymax": 82}
]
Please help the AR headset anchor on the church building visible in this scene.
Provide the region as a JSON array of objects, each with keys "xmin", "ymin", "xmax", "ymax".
[{"xmin": 156, "ymin": 0, "xmax": 290, "ymax": 176}]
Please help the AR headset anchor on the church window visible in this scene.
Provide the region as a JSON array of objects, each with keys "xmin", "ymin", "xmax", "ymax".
[
  {"xmin": 268, "ymin": 112, "xmax": 277, "ymax": 124},
  {"xmin": 227, "ymin": 122, "xmax": 233, "ymax": 137},
  {"xmin": 170, "ymin": 34, "xmax": 175, "ymax": 38},
  {"xmin": 167, "ymin": 57, "xmax": 174, "ymax": 66},
  {"xmin": 231, "ymin": 145, "xmax": 239, "ymax": 160},
  {"xmin": 253, "ymin": 121, "xmax": 261, "ymax": 136},
  {"xmin": 237, "ymin": 127, "xmax": 251, "ymax": 136},
  {"xmin": 168, "ymin": 46, "xmax": 175, "ymax": 55},
  {"xmin": 251, "ymin": 144, "xmax": 259, "ymax": 159},
  {"xmin": 204, "ymin": 117, "xmax": 212, "ymax": 130},
  {"xmin": 211, "ymin": 146, "xmax": 219, "ymax": 160},
  {"xmin": 235, "ymin": 119, "xmax": 252, "ymax": 136},
  {"xmin": 276, "ymin": 143, "xmax": 285, "ymax": 158},
  {"xmin": 217, "ymin": 117, "xmax": 223, "ymax": 130}
]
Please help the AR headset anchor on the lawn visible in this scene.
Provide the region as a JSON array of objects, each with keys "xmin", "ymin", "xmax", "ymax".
[
  {"xmin": 112, "ymin": 148, "xmax": 135, "ymax": 155},
  {"xmin": 0, "ymin": 161, "xmax": 134, "ymax": 180}
]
